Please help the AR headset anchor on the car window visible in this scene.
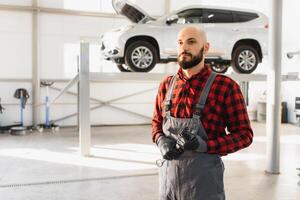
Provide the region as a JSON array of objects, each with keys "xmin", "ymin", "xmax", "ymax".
[
  {"xmin": 233, "ymin": 11, "xmax": 259, "ymax": 22},
  {"xmin": 203, "ymin": 9, "xmax": 234, "ymax": 23},
  {"xmin": 176, "ymin": 9, "xmax": 204, "ymax": 24}
]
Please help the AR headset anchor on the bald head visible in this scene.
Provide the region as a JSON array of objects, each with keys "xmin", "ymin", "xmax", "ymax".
[{"xmin": 177, "ymin": 26, "xmax": 207, "ymax": 44}]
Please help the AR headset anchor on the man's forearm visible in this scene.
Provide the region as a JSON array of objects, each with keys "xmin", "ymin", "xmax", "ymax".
[{"xmin": 206, "ymin": 128, "xmax": 253, "ymax": 155}]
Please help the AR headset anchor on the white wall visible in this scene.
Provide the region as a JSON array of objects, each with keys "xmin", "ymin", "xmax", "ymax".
[
  {"xmin": 0, "ymin": 0, "xmax": 32, "ymax": 6},
  {"xmin": 38, "ymin": 0, "xmax": 165, "ymax": 15},
  {"xmin": 0, "ymin": 10, "xmax": 32, "ymax": 125},
  {"xmin": 0, "ymin": 11, "xmax": 32, "ymax": 79},
  {"xmin": 39, "ymin": 0, "xmax": 114, "ymax": 13}
]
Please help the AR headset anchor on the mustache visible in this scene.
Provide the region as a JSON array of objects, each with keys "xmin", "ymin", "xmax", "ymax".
[{"xmin": 180, "ymin": 51, "xmax": 192, "ymax": 57}]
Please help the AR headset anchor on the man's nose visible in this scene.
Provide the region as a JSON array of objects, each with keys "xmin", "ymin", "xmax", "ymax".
[
  {"xmin": 182, "ymin": 42, "xmax": 190, "ymax": 51},
  {"xmin": 180, "ymin": 42, "xmax": 189, "ymax": 52}
]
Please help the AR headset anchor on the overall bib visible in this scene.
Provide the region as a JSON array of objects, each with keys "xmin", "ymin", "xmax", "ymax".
[{"xmin": 159, "ymin": 72, "xmax": 225, "ymax": 200}]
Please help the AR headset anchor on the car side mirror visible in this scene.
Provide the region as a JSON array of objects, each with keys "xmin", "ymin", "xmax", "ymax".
[{"xmin": 166, "ymin": 15, "xmax": 179, "ymax": 25}]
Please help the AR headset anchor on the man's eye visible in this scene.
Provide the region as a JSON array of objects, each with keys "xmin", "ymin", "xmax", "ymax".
[{"xmin": 188, "ymin": 41, "xmax": 196, "ymax": 44}]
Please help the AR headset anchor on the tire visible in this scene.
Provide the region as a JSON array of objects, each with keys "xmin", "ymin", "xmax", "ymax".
[
  {"xmin": 125, "ymin": 41, "xmax": 158, "ymax": 72},
  {"xmin": 116, "ymin": 64, "xmax": 132, "ymax": 72},
  {"xmin": 232, "ymin": 45, "xmax": 259, "ymax": 74},
  {"xmin": 210, "ymin": 64, "xmax": 229, "ymax": 74}
]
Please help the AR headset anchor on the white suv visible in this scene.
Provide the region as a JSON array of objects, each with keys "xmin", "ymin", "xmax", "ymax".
[{"xmin": 100, "ymin": 0, "xmax": 268, "ymax": 73}]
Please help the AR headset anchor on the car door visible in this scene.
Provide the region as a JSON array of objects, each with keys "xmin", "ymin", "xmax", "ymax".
[
  {"xmin": 202, "ymin": 9, "xmax": 236, "ymax": 59},
  {"xmin": 161, "ymin": 9, "xmax": 205, "ymax": 59}
]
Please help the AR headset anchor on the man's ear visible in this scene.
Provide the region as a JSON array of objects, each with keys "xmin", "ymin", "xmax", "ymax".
[{"xmin": 204, "ymin": 42, "xmax": 210, "ymax": 54}]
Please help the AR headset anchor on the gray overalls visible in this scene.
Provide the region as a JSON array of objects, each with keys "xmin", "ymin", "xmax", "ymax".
[{"xmin": 159, "ymin": 72, "xmax": 225, "ymax": 200}]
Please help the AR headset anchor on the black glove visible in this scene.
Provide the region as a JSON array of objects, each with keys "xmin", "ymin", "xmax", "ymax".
[
  {"xmin": 176, "ymin": 128, "xmax": 208, "ymax": 152},
  {"xmin": 156, "ymin": 135, "xmax": 183, "ymax": 160},
  {"xmin": 176, "ymin": 128, "xmax": 200, "ymax": 150}
]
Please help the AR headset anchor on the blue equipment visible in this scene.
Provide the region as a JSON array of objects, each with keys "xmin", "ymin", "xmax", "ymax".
[{"xmin": 37, "ymin": 81, "xmax": 59, "ymax": 132}]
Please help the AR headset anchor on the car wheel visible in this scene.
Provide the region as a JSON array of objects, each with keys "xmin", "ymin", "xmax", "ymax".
[
  {"xmin": 232, "ymin": 45, "xmax": 259, "ymax": 74},
  {"xmin": 210, "ymin": 64, "xmax": 228, "ymax": 74},
  {"xmin": 125, "ymin": 41, "xmax": 158, "ymax": 72},
  {"xmin": 116, "ymin": 64, "xmax": 132, "ymax": 72}
]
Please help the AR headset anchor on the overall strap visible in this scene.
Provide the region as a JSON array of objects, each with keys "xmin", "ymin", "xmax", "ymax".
[
  {"xmin": 164, "ymin": 75, "xmax": 177, "ymax": 116},
  {"xmin": 194, "ymin": 72, "xmax": 217, "ymax": 117}
]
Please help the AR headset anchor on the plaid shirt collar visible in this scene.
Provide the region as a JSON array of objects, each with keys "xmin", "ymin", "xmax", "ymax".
[{"xmin": 177, "ymin": 64, "xmax": 212, "ymax": 81}]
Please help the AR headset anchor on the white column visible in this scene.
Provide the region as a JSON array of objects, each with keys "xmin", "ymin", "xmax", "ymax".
[
  {"xmin": 32, "ymin": 0, "xmax": 40, "ymax": 126},
  {"xmin": 79, "ymin": 42, "xmax": 91, "ymax": 156},
  {"xmin": 165, "ymin": 0, "xmax": 170, "ymax": 14},
  {"xmin": 266, "ymin": 0, "xmax": 283, "ymax": 174}
]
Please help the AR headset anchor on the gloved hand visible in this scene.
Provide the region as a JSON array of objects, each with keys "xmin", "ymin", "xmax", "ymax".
[
  {"xmin": 156, "ymin": 135, "xmax": 183, "ymax": 160},
  {"xmin": 176, "ymin": 128, "xmax": 207, "ymax": 152}
]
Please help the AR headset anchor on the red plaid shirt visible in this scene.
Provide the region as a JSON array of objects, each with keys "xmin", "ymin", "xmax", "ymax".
[{"xmin": 152, "ymin": 65, "xmax": 253, "ymax": 155}]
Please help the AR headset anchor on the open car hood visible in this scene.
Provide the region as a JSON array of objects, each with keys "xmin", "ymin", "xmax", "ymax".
[{"xmin": 112, "ymin": 0, "xmax": 154, "ymax": 24}]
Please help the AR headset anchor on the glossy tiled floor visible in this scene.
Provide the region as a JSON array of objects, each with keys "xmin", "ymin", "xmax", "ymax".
[{"xmin": 0, "ymin": 122, "xmax": 299, "ymax": 200}]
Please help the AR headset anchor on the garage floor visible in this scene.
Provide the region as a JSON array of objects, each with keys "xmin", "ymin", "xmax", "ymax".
[{"xmin": 0, "ymin": 122, "xmax": 299, "ymax": 200}]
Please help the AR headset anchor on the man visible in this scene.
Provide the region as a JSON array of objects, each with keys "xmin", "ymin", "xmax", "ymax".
[{"xmin": 152, "ymin": 26, "xmax": 253, "ymax": 200}]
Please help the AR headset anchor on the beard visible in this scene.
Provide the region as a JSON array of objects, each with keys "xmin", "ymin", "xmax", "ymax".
[{"xmin": 178, "ymin": 46, "xmax": 204, "ymax": 70}]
